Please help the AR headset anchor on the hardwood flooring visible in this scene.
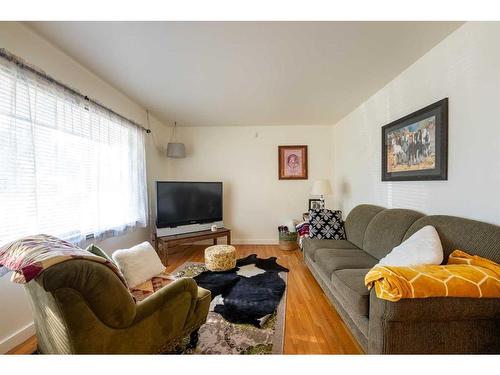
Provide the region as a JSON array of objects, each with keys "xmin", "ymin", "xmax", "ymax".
[
  {"xmin": 7, "ymin": 336, "xmax": 37, "ymax": 355},
  {"xmin": 7, "ymin": 244, "xmax": 363, "ymax": 354}
]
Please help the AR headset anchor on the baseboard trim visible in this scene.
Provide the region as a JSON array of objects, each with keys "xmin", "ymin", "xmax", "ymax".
[
  {"xmin": 168, "ymin": 239, "xmax": 279, "ymax": 246},
  {"xmin": 232, "ymin": 239, "xmax": 279, "ymax": 245},
  {"xmin": 0, "ymin": 321, "xmax": 35, "ymax": 354}
]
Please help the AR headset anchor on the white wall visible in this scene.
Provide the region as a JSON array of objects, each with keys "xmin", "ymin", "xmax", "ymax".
[
  {"xmin": 0, "ymin": 22, "xmax": 172, "ymax": 353},
  {"xmin": 332, "ymin": 22, "xmax": 500, "ymax": 225},
  {"xmin": 167, "ymin": 125, "xmax": 334, "ymax": 243}
]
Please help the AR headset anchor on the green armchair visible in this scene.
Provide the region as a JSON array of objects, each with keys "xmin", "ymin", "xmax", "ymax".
[{"xmin": 24, "ymin": 259, "xmax": 210, "ymax": 354}]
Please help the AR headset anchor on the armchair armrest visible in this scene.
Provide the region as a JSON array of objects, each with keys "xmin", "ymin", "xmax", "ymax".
[
  {"xmin": 134, "ymin": 277, "xmax": 198, "ymax": 323},
  {"xmin": 186, "ymin": 286, "xmax": 211, "ymax": 327}
]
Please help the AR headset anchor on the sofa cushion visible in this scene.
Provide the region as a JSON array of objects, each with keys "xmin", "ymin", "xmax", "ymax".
[
  {"xmin": 344, "ymin": 204, "xmax": 385, "ymax": 248},
  {"xmin": 315, "ymin": 248, "xmax": 378, "ymax": 276},
  {"xmin": 303, "ymin": 239, "xmax": 359, "ymax": 260},
  {"xmin": 86, "ymin": 244, "xmax": 114, "ymax": 263},
  {"xmin": 404, "ymin": 215, "xmax": 500, "ymax": 264},
  {"xmin": 363, "ymin": 208, "xmax": 424, "ymax": 260},
  {"xmin": 331, "ymin": 268, "xmax": 371, "ymax": 317}
]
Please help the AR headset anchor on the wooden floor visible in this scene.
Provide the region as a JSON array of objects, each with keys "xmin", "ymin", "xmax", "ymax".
[{"xmin": 8, "ymin": 244, "xmax": 363, "ymax": 354}]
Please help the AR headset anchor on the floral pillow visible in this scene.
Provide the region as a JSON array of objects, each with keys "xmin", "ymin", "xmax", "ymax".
[{"xmin": 308, "ymin": 209, "xmax": 346, "ymax": 240}]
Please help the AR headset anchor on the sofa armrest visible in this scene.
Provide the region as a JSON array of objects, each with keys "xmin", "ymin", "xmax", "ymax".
[
  {"xmin": 368, "ymin": 290, "xmax": 500, "ymax": 353},
  {"xmin": 134, "ymin": 277, "xmax": 198, "ymax": 323},
  {"xmin": 369, "ymin": 290, "xmax": 500, "ymax": 322}
]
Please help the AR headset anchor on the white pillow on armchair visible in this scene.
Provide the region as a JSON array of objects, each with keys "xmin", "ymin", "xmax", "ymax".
[{"xmin": 112, "ymin": 241, "xmax": 165, "ymax": 288}]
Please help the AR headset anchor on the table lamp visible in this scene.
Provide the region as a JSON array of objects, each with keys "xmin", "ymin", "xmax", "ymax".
[{"xmin": 311, "ymin": 179, "xmax": 332, "ymax": 209}]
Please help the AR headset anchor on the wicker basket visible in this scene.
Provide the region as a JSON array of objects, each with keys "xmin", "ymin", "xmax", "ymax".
[{"xmin": 278, "ymin": 232, "xmax": 298, "ymax": 251}]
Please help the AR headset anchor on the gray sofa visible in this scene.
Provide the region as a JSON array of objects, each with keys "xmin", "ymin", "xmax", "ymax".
[{"xmin": 303, "ymin": 204, "xmax": 500, "ymax": 354}]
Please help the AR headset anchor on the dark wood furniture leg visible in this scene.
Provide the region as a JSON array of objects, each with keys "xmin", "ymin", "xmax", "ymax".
[
  {"xmin": 188, "ymin": 329, "xmax": 199, "ymax": 349},
  {"xmin": 156, "ymin": 238, "xmax": 168, "ymax": 266},
  {"xmin": 163, "ymin": 241, "xmax": 168, "ymax": 265},
  {"xmin": 213, "ymin": 238, "xmax": 217, "ymax": 245},
  {"xmin": 227, "ymin": 232, "xmax": 231, "ymax": 245}
]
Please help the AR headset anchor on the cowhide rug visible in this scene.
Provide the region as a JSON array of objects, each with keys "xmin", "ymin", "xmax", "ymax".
[
  {"xmin": 194, "ymin": 254, "xmax": 289, "ymax": 326},
  {"xmin": 170, "ymin": 254, "xmax": 289, "ymax": 354}
]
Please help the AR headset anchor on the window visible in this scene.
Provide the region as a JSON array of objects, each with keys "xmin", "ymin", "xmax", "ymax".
[{"xmin": 0, "ymin": 54, "xmax": 148, "ymax": 247}]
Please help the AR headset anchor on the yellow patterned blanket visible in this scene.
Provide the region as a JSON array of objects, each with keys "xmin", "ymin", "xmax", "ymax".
[{"xmin": 365, "ymin": 250, "xmax": 500, "ymax": 302}]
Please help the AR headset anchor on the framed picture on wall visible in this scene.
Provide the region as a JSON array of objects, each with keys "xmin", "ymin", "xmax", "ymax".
[
  {"xmin": 381, "ymin": 98, "xmax": 448, "ymax": 181},
  {"xmin": 278, "ymin": 145, "xmax": 308, "ymax": 180}
]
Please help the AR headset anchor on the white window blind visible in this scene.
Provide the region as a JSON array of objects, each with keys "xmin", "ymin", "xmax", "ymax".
[{"xmin": 0, "ymin": 56, "xmax": 148, "ymax": 247}]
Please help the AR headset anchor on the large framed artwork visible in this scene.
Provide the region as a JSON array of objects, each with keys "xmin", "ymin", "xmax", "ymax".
[
  {"xmin": 382, "ymin": 98, "xmax": 448, "ymax": 181},
  {"xmin": 278, "ymin": 145, "xmax": 308, "ymax": 180}
]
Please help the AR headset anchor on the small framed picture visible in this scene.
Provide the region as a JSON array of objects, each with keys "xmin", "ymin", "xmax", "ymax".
[
  {"xmin": 278, "ymin": 145, "xmax": 308, "ymax": 180},
  {"xmin": 308, "ymin": 198, "xmax": 321, "ymax": 210}
]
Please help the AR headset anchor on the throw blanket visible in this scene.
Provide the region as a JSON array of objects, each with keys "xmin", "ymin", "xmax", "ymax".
[
  {"xmin": 365, "ymin": 250, "xmax": 500, "ymax": 302},
  {"xmin": 0, "ymin": 234, "xmax": 127, "ymax": 286},
  {"xmin": 295, "ymin": 220, "xmax": 310, "ymax": 249},
  {"xmin": 130, "ymin": 271, "xmax": 174, "ymax": 301}
]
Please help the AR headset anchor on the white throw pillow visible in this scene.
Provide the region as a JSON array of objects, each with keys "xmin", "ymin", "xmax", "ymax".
[
  {"xmin": 378, "ymin": 225, "xmax": 443, "ymax": 267},
  {"xmin": 112, "ymin": 241, "xmax": 165, "ymax": 288}
]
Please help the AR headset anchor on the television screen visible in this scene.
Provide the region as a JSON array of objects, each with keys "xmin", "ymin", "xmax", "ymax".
[{"xmin": 156, "ymin": 181, "xmax": 223, "ymax": 228}]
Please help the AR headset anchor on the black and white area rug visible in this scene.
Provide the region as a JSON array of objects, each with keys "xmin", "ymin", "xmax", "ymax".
[{"xmin": 172, "ymin": 254, "xmax": 289, "ymax": 354}]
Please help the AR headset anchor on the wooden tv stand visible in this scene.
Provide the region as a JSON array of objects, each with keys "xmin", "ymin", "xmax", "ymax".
[{"xmin": 154, "ymin": 227, "xmax": 231, "ymax": 265}]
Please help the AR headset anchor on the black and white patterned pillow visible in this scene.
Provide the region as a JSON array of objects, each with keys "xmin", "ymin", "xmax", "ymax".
[{"xmin": 308, "ymin": 209, "xmax": 346, "ymax": 240}]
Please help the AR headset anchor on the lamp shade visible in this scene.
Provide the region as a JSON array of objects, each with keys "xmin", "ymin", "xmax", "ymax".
[
  {"xmin": 166, "ymin": 142, "xmax": 186, "ymax": 158},
  {"xmin": 311, "ymin": 179, "xmax": 332, "ymax": 195}
]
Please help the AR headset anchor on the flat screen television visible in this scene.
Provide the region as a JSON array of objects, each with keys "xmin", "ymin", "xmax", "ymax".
[{"xmin": 156, "ymin": 181, "xmax": 223, "ymax": 229}]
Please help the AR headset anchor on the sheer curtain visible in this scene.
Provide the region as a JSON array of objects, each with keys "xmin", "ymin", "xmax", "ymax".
[{"xmin": 0, "ymin": 55, "xmax": 148, "ymax": 252}]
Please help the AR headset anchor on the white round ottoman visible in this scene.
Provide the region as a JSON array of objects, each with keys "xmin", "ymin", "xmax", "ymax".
[{"xmin": 204, "ymin": 245, "xmax": 236, "ymax": 271}]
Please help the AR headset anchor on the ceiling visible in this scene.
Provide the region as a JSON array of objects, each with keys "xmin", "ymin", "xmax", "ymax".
[{"xmin": 27, "ymin": 21, "xmax": 462, "ymax": 127}]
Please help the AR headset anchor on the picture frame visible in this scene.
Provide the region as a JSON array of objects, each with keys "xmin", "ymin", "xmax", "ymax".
[
  {"xmin": 278, "ymin": 145, "xmax": 308, "ymax": 180},
  {"xmin": 381, "ymin": 98, "xmax": 448, "ymax": 181},
  {"xmin": 308, "ymin": 198, "xmax": 321, "ymax": 211}
]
